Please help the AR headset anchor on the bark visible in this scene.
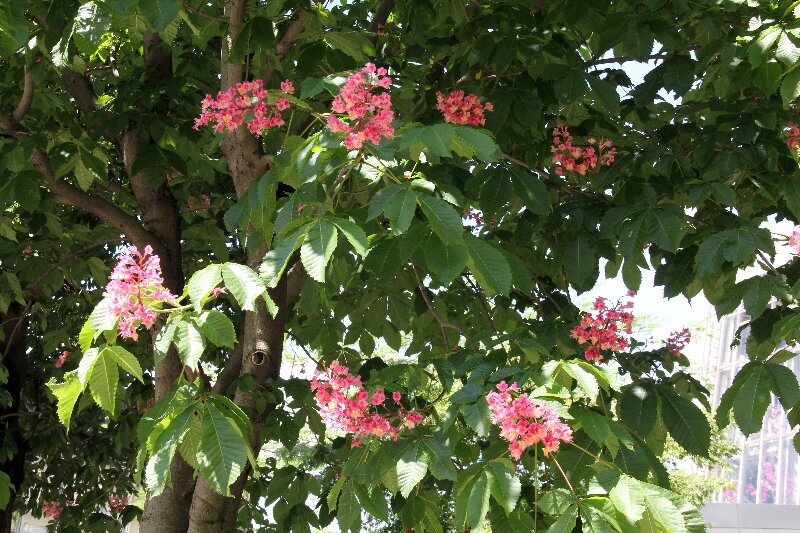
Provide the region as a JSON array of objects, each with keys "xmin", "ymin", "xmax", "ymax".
[{"xmin": 0, "ymin": 305, "xmax": 29, "ymax": 533}]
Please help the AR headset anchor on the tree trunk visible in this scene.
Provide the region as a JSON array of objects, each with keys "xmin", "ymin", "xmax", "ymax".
[{"xmin": 0, "ymin": 305, "xmax": 29, "ymax": 533}]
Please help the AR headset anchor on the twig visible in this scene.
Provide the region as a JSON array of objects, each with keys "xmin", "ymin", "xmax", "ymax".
[
  {"xmin": 460, "ymin": 275, "xmax": 497, "ymax": 334},
  {"xmin": 412, "ymin": 263, "xmax": 466, "ymax": 346},
  {"xmin": 551, "ymin": 455, "xmax": 576, "ymax": 495},
  {"xmin": 287, "ymin": 330, "xmax": 321, "ymax": 365},
  {"xmin": 756, "ymin": 250, "xmax": 781, "ymax": 276},
  {"xmin": 586, "ymin": 52, "xmax": 671, "ymax": 66},
  {"xmin": 12, "ymin": 70, "xmax": 34, "ymax": 122},
  {"xmin": 180, "ymin": 0, "xmax": 227, "ymax": 23}
]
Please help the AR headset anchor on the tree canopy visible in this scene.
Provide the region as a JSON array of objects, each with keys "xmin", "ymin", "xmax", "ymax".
[{"xmin": 1, "ymin": 0, "xmax": 800, "ymax": 532}]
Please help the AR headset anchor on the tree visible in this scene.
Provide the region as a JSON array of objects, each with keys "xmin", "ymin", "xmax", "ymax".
[{"xmin": 1, "ymin": 0, "xmax": 800, "ymax": 532}]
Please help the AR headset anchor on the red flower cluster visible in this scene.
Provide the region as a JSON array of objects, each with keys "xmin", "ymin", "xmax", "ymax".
[
  {"xmin": 790, "ymin": 226, "xmax": 800, "ymax": 255},
  {"xmin": 463, "ymin": 207, "xmax": 497, "ymax": 227},
  {"xmin": 41, "ymin": 500, "xmax": 74, "ymax": 521},
  {"xmin": 104, "ymin": 245, "xmax": 177, "ymax": 340},
  {"xmin": 551, "ymin": 123, "xmax": 616, "ymax": 176},
  {"xmin": 787, "ymin": 122, "xmax": 800, "ymax": 151},
  {"xmin": 310, "ymin": 360, "xmax": 423, "ymax": 447},
  {"xmin": 136, "ymin": 398, "xmax": 155, "ymax": 412},
  {"xmin": 108, "ymin": 495, "xmax": 129, "ymax": 514},
  {"xmin": 327, "ymin": 64, "xmax": 394, "ymax": 150},
  {"xmin": 194, "ymin": 79, "xmax": 293, "ymax": 135},
  {"xmin": 665, "ymin": 327, "xmax": 691, "ymax": 355},
  {"xmin": 436, "ymin": 90, "xmax": 493, "ymax": 125},
  {"xmin": 56, "ymin": 350, "xmax": 69, "ymax": 368},
  {"xmin": 570, "ymin": 292, "xmax": 635, "ymax": 362},
  {"xmin": 187, "ymin": 194, "xmax": 211, "ymax": 211},
  {"xmin": 486, "ymin": 382, "xmax": 573, "ymax": 459}
]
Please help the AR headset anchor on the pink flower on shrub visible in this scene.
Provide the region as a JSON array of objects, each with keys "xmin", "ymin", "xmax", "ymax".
[
  {"xmin": 487, "ymin": 381, "xmax": 572, "ymax": 459},
  {"xmin": 187, "ymin": 194, "xmax": 211, "ymax": 212},
  {"xmin": 326, "ymin": 64, "xmax": 394, "ymax": 150},
  {"xmin": 104, "ymin": 245, "xmax": 177, "ymax": 340},
  {"xmin": 56, "ymin": 350, "xmax": 69, "ymax": 368},
  {"xmin": 570, "ymin": 293, "xmax": 635, "ymax": 362},
  {"xmin": 665, "ymin": 327, "xmax": 691, "ymax": 355},
  {"xmin": 310, "ymin": 361, "xmax": 423, "ymax": 446},
  {"xmin": 790, "ymin": 226, "xmax": 800, "ymax": 255},
  {"xmin": 436, "ymin": 90, "xmax": 492, "ymax": 125}
]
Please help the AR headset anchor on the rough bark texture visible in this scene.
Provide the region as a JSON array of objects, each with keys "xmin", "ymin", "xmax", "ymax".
[{"xmin": 0, "ymin": 305, "xmax": 29, "ymax": 533}]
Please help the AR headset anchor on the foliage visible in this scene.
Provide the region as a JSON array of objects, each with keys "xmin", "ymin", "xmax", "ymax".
[{"xmin": 0, "ymin": 1, "xmax": 799, "ymax": 532}]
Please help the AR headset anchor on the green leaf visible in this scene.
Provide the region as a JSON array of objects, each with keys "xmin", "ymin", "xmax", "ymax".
[
  {"xmin": 487, "ymin": 460, "xmax": 521, "ymax": 514},
  {"xmin": 78, "ymin": 319, "xmax": 95, "ymax": 352},
  {"xmin": 452, "ymin": 126, "xmax": 501, "ymax": 162},
  {"xmin": 105, "ymin": 345, "xmax": 144, "ymax": 383},
  {"xmin": 0, "ymin": 471, "xmax": 11, "ymax": 510},
  {"xmin": 197, "ymin": 403, "xmax": 248, "ymax": 496},
  {"xmin": 563, "ymin": 361, "xmax": 599, "ymax": 400},
  {"xmin": 418, "ymin": 195, "xmax": 464, "ymax": 245},
  {"xmin": 422, "ymin": 438, "xmax": 457, "ymax": 481},
  {"xmin": 154, "ymin": 317, "xmax": 179, "ymax": 364},
  {"xmin": 641, "ymin": 485, "xmax": 687, "ymax": 533},
  {"xmin": 326, "ymin": 31, "xmax": 373, "ymax": 62},
  {"xmin": 733, "ymin": 364, "xmax": 773, "ymax": 435},
  {"xmin": 354, "ymin": 484, "xmax": 389, "ymax": 522},
  {"xmin": 464, "ymin": 234, "xmax": 512, "ymax": 296},
  {"xmin": 145, "ymin": 403, "xmax": 196, "ymax": 496},
  {"xmin": 462, "ymin": 397, "xmax": 492, "ymax": 436},
  {"xmin": 510, "ymin": 167, "xmax": 550, "ymax": 214},
  {"xmin": 742, "ymin": 276, "xmax": 774, "ymax": 319},
  {"xmin": 383, "ymin": 188, "xmax": 418, "ymax": 235},
  {"xmin": 765, "ymin": 363, "xmax": 800, "ymax": 410},
  {"xmin": 563, "ymin": 235, "xmax": 596, "ymax": 286},
  {"xmin": 260, "ymin": 227, "xmax": 306, "ymax": 288},
  {"xmin": 783, "ymin": 67, "xmax": 800, "ymax": 107},
  {"xmin": 480, "ymin": 172, "xmax": 512, "ymax": 218},
  {"xmin": 222, "ymin": 263, "xmax": 268, "ymax": 312},
  {"xmin": 467, "ymin": 471, "xmax": 491, "ymax": 530},
  {"xmin": 368, "ymin": 184, "xmax": 404, "ymax": 220},
  {"xmin": 546, "ymin": 504, "xmax": 578, "ymax": 533},
  {"xmin": 647, "ymin": 209, "xmax": 683, "ymax": 253},
  {"xmin": 538, "ymin": 488, "xmax": 576, "ymax": 515},
  {"xmin": 89, "ymin": 297, "xmax": 116, "ymax": 335},
  {"xmin": 337, "ymin": 482, "xmax": 361, "ymax": 532},
  {"xmin": 78, "ymin": 347, "xmax": 101, "ymax": 387},
  {"xmin": 620, "ymin": 385, "xmax": 658, "ymax": 434},
  {"xmin": 657, "ymin": 386, "xmax": 710, "ymax": 457},
  {"xmin": 425, "ymin": 238, "xmax": 468, "ymax": 285},
  {"xmin": 139, "ymin": 0, "xmax": 179, "ymax": 32},
  {"xmin": 175, "ymin": 318, "xmax": 206, "ymax": 370},
  {"xmin": 88, "ymin": 348, "xmax": 118, "ymax": 414},
  {"xmin": 607, "ymin": 475, "xmax": 646, "ymax": 524},
  {"xmin": 194, "ymin": 310, "xmax": 236, "ymax": 349},
  {"xmin": 300, "ymin": 219, "xmax": 338, "ymax": 283},
  {"xmin": 47, "ymin": 372, "xmax": 83, "ymax": 428},
  {"xmin": 328, "ymin": 216, "xmax": 368, "ymax": 256},
  {"xmin": 396, "ymin": 444, "xmax": 429, "ymax": 498},
  {"xmin": 187, "ymin": 264, "xmax": 222, "ymax": 312},
  {"xmin": 327, "ymin": 474, "xmax": 346, "ymax": 511}
]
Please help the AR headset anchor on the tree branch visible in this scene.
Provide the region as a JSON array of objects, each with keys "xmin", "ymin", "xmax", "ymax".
[
  {"xmin": 369, "ymin": 0, "xmax": 395, "ymax": 32},
  {"xmin": 412, "ymin": 263, "xmax": 466, "ymax": 346},
  {"xmin": 180, "ymin": 0, "xmax": 227, "ymax": 23},
  {"xmin": 12, "ymin": 70, "xmax": 34, "ymax": 122},
  {"xmin": 263, "ymin": 15, "xmax": 306, "ymax": 86},
  {"xmin": 31, "ymin": 149, "xmax": 154, "ymax": 249}
]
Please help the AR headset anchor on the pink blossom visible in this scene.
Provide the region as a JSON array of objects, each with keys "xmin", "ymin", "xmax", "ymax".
[
  {"xmin": 103, "ymin": 245, "xmax": 177, "ymax": 340},
  {"xmin": 570, "ymin": 293, "xmax": 635, "ymax": 363},
  {"xmin": 487, "ymin": 382, "xmax": 572, "ymax": 459},
  {"xmin": 665, "ymin": 327, "xmax": 691, "ymax": 355},
  {"xmin": 436, "ymin": 90, "xmax": 492, "ymax": 125},
  {"xmin": 788, "ymin": 122, "xmax": 800, "ymax": 151},
  {"xmin": 311, "ymin": 361, "xmax": 423, "ymax": 446},
  {"xmin": 790, "ymin": 226, "xmax": 800, "ymax": 255},
  {"xmin": 194, "ymin": 79, "xmax": 294, "ymax": 135},
  {"xmin": 326, "ymin": 64, "xmax": 394, "ymax": 149},
  {"xmin": 392, "ymin": 391, "xmax": 402, "ymax": 403},
  {"xmin": 187, "ymin": 194, "xmax": 211, "ymax": 212},
  {"xmin": 551, "ymin": 123, "xmax": 615, "ymax": 176},
  {"xmin": 210, "ymin": 287, "xmax": 227, "ymax": 299},
  {"xmin": 108, "ymin": 495, "xmax": 129, "ymax": 514},
  {"xmin": 56, "ymin": 351, "xmax": 69, "ymax": 368}
]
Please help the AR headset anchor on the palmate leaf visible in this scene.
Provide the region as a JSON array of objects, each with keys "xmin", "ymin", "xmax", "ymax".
[
  {"xmin": 336, "ymin": 482, "xmax": 361, "ymax": 532},
  {"xmin": 105, "ymin": 345, "xmax": 144, "ymax": 383},
  {"xmin": 196, "ymin": 403, "xmax": 249, "ymax": 497},
  {"xmin": 466, "ymin": 470, "xmax": 491, "ymax": 530},
  {"xmin": 222, "ymin": 263, "xmax": 271, "ymax": 312},
  {"xmin": 486, "ymin": 460, "xmax": 521, "ymax": 514},
  {"xmin": 382, "ymin": 188, "xmax": 418, "ymax": 235},
  {"xmin": 464, "ymin": 234, "xmax": 512, "ymax": 296},
  {"xmin": 327, "ymin": 216, "xmax": 368, "ymax": 256},
  {"xmin": 139, "ymin": 0, "xmax": 179, "ymax": 32},
  {"xmin": 421, "ymin": 438, "xmax": 457, "ymax": 481},
  {"xmin": 732, "ymin": 363, "xmax": 773, "ymax": 435},
  {"xmin": 88, "ymin": 348, "xmax": 118, "ymax": 414},
  {"xmin": 145, "ymin": 402, "xmax": 197, "ymax": 496},
  {"xmin": 619, "ymin": 385, "xmax": 658, "ymax": 434},
  {"xmin": 546, "ymin": 505, "xmax": 578, "ymax": 533},
  {"xmin": 175, "ymin": 318, "xmax": 206, "ymax": 370},
  {"xmin": 418, "ymin": 195, "xmax": 463, "ymax": 245},
  {"xmin": 194, "ymin": 310, "xmax": 236, "ymax": 349}
]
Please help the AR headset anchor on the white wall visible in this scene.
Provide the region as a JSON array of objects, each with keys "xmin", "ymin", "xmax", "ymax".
[{"xmin": 703, "ymin": 503, "xmax": 800, "ymax": 532}]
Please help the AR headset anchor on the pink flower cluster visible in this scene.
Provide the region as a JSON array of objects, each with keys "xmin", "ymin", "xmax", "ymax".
[
  {"xmin": 487, "ymin": 382, "xmax": 573, "ymax": 459},
  {"xmin": 108, "ymin": 495, "xmax": 129, "ymax": 514},
  {"xmin": 103, "ymin": 245, "xmax": 176, "ymax": 340},
  {"xmin": 463, "ymin": 207, "xmax": 497, "ymax": 227},
  {"xmin": 570, "ymin": 292, "xmax": 635, "ymax": 362},
  {"xmin": 41, "ymin": 500, "xmax": 74, "ymax": 521},
  {"xmin": 56, "ymin": 350, "xmax": 69, "ymax": 368},
  {"xmin": 310, "ymin": 360, "xmax": 423, "ymax": 446},
  {"xmin": 327, "ymin": 64, "xmax": 394, "ymax": 150},
  {"xmin": 194, "ymin": 79, "xmax": 293, "ymax": 135},
  {"xmin": 790, "ymin": 226, "xmax": 800, "ymax": 254},
  {"xmin": 436, "ymin": 90, "xmax": 493, "ymax": 125},
  {"xmin": 665, "ymin": 327, "xmax": 691, "ymax": 355},
  {"xmin": 187, "ymin": 194, "xmax": 211, "ymax": 212},
  {"xmin": 787, "ymin": 122, "xmax": 800, "ymax": 151},
  {"xmin": 551, "ymin": 123, "xmax": 616, "ymax": 176}
]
